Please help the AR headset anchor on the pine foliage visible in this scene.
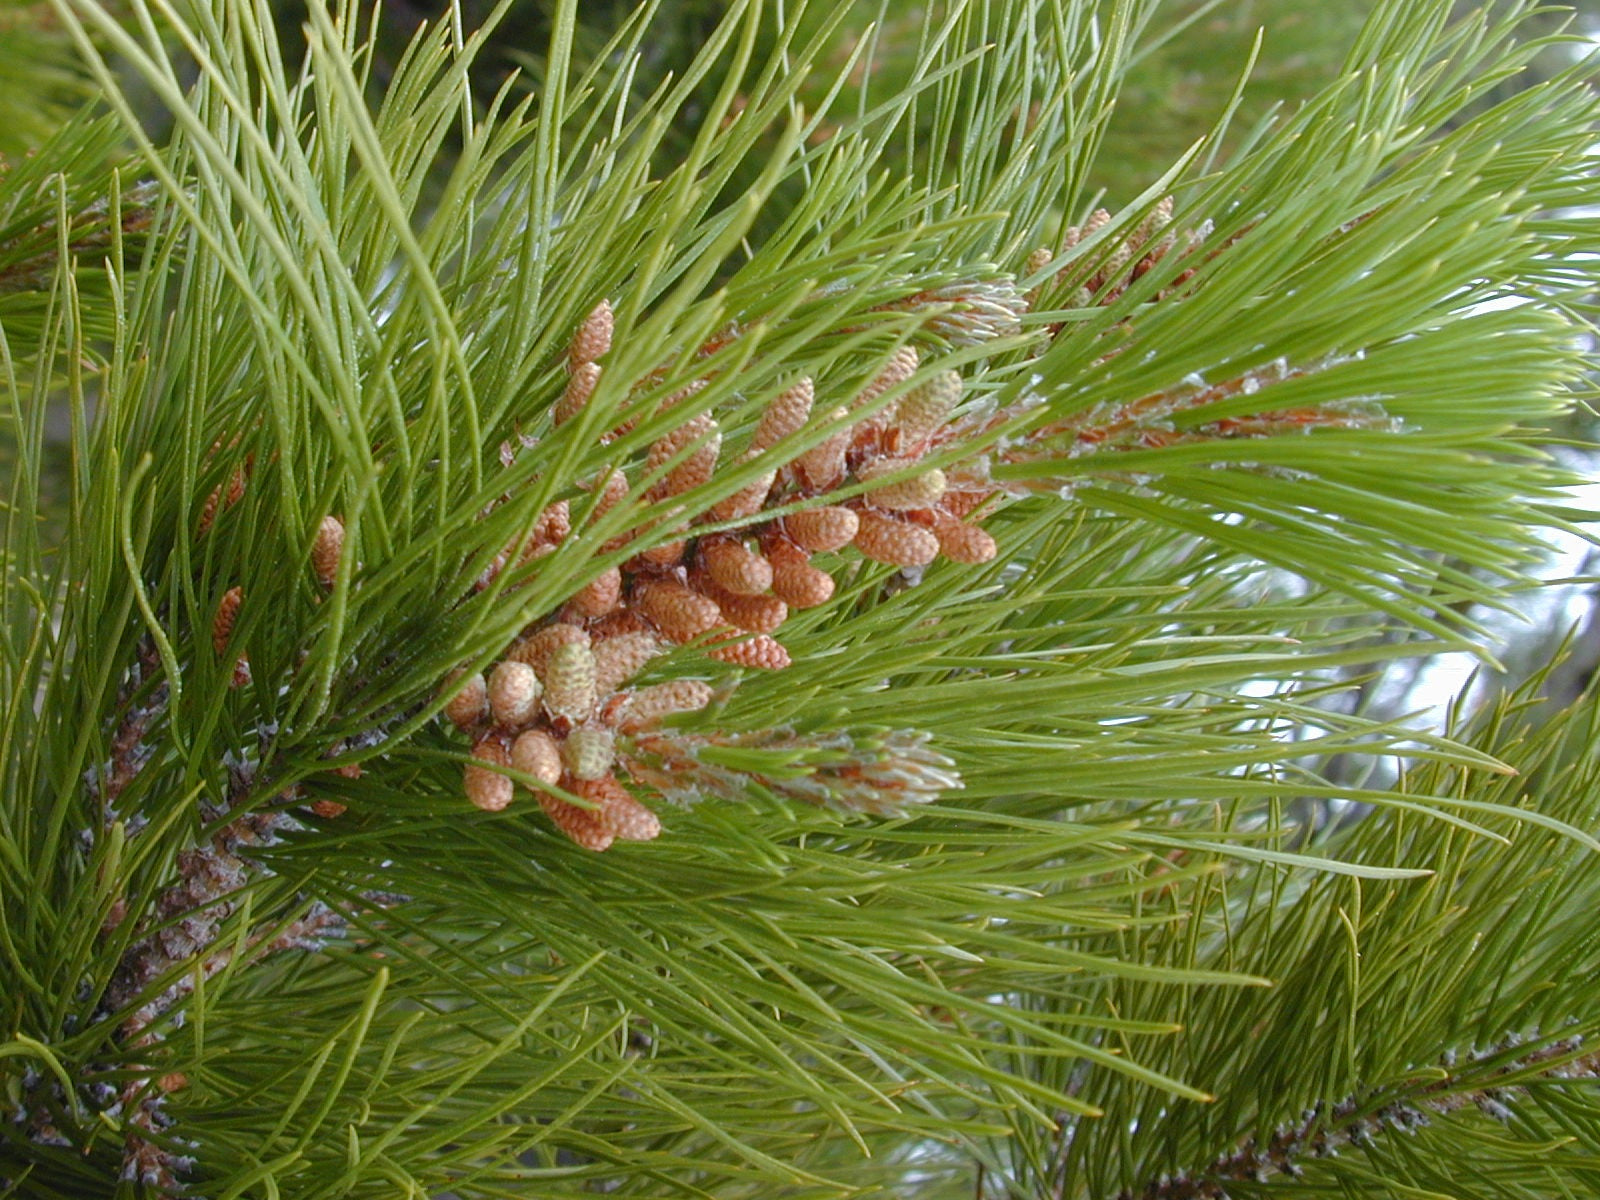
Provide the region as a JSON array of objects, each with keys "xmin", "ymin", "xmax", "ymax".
[{"xmin": 2, "ymin": 1, "xmax": 1598, "ymax": 1197}]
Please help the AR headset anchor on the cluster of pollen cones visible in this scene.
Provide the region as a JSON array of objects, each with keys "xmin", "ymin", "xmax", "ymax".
[
  {"xmin": 451, "ymin": 296, "xmax": 1012, "ymax": 848},
  {"xmin": 1024, "ymin": 195, "xmax": 1189, "ymax": 317},
  {"xmin": 443, "ymin": 628, "xmax": 702, "ymax": 852},
  {"xmin": 210, "ymin": 515, "xmax": 346, "ymax": 692}
]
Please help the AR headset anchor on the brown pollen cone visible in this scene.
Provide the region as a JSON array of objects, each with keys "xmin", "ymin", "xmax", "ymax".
[
  {"xmin": 212, "ymin": 587, "xmax": 243, "ymax": 656},
  {"xmin": 855, "ymin": 345, "xmax": 920, "ymax": 413},
  {"xmin": 443, "ymin": 669, "xmax": 489, "ymax": 730},
  {"xmin": 930, "ymin": 511, "xmax": 998, "ymax": 563},
  {"xmin": 584, "ymin": 468, "xmax": 631, "ymax": 534},
  {"xmin": 699, "ymin": 536, "xmax": 773, "ymax": 596},
  {"xmin": 709, "ymin": 459, "xmax": 777, "ymax": 523},
  {"xmin": 556, "ymin": 361, "xmax": 601, "ymax": 426},
  {"xmin": 766, "ymin": 540, "xmax": 835, "ymax": 608},
  {"xmin": 212, "ymin": 587, "xmax": 250, "ymax": 688},
  {"xmin": 860, "ymin": 460, "xmax": 947, "ymax": 511},
  {"xmin": 529, "ymin": 500, "xmax": 572, "ymax": 550},
  {"xmin": 647, "ymin": 413, "xmax": 721, "ymax": 500},
  {"xmin": 565, "ymin": 565, "xmax": 623, "ymax": 620},
  {"xmin": 511, "ymin": 728, "xmax": 562, "ymax": 786},
  {"xmin": 752, "ymin": 377, "xmax": 814, "ymax": 451},
  {"xmin": 708, "ymin": 633, "xmax": 790, "ymax": 670},
  {"xmin": 197, "ymin": 457, "xmax": 251, "ymax": 537},
  {"xmin": 632, "ymin": 534, "xmax": 687, "ymax": 568},
  {"xmin": 311, "ymin": 516, "xmax": 344, "ymax": 588},
  {"xmin": 783, "ymin": 506, "xmax": 858, "ymax": 553},
  {"xmin": 540, "ymin": 788, "xmax": 614, "ymax": 851},
  {"xmin": 573, "ymin": 773, "xmax": 661, "ymax": 842},
  {"xmin": 464, "ymin": 738, "xmax": 514, "ymax": 812},
  {"xmin": 698, "ymin": 583, "xmax": 788, "ymax": 634},
  {"xmin": 568, "ymin": 299, "xmax": 613, "ymax": 370},
  {"xmin": 591, "ymin": 630, "xmax": 663, "ymax": 695},
  {"xmin": 793, "ymin": 408, "xmax": 852, "ymax": 491},
  {"xmin": 634, "ymin": 578, "xmax": 724, "ymax": 644},
  {"xmin": 487, "ymin": 660, "xmax": 543, "ymax": 726},
  {"xmin": 853, "ymin": 509, "xmax": 940, "ymax": 567}
]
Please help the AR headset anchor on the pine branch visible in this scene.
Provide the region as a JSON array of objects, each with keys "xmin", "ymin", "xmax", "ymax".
[
  {"xmin": 3, "ymin": 0, "xmax": 1597, "ymax": 1196},
  {"xmin": 1122, "ymin": 1038, "xmax": 1600, "ymax": 1200},
  {"xmin": 1021, "ymin": 674, "xmax": 1600, "ymax": 1199}
]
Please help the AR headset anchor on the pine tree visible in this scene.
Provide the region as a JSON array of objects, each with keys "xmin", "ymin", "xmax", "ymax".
[{"xmin": 4, "ymin": 1, "xmax": 1600, "ymax": 1197}]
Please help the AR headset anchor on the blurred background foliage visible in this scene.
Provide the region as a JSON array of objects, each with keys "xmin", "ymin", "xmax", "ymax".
[
  {"xmin": 0, "ymin": 2, "xmax": 96, "ymax": 156},
  {"xmin": 281, "ymin": 0, "xmax": 1593, "ymax": 201},
  {"xmin": 8, "ymin": 0, "xmax": 1596, "ymax": 187}
]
